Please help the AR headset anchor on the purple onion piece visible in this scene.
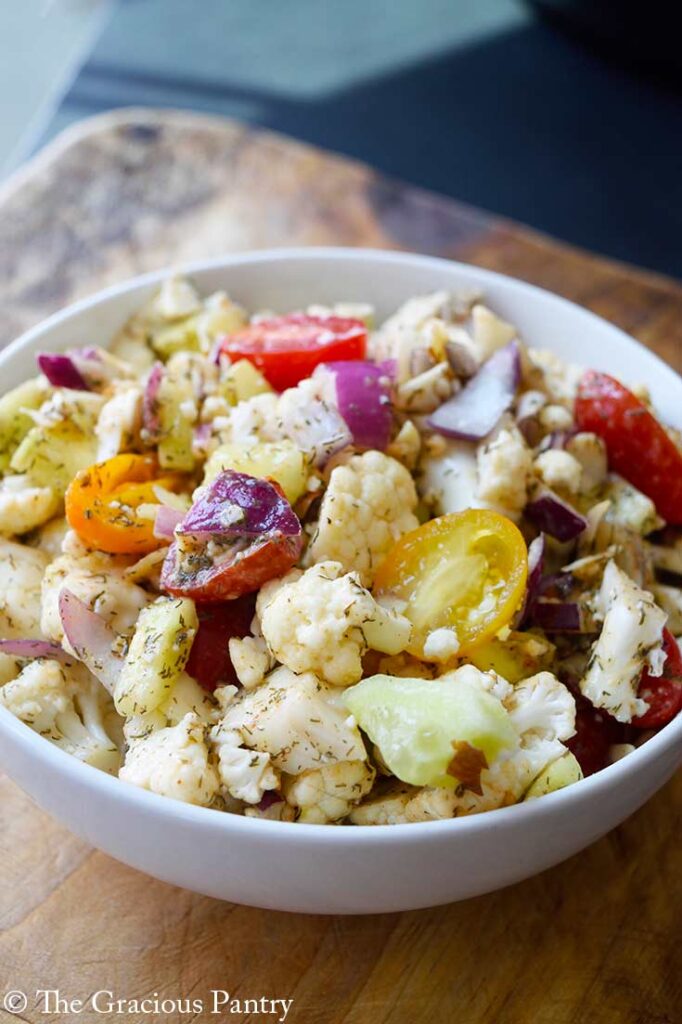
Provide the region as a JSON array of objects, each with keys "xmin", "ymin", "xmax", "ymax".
[
  {"xmin": 179, "ymin": 470, "xmax": 301, "ymax": 539},
  {"xmin": 142, "ymin": 362, "xmax": 164, "ymax": 440},
  {"xmin": 427, "ymin": 340, "xmax": 520, "ymax": 440},
  {"xmin": 314, "ymin": 360, "xmax": 393, "ymax": 451},
  {"xmin": 525, "ymin": 489, "xmax": 587, "ymax": 542},
  {"xmin": 58, "ymin": 589, "xmax": 122, "ymax": 694},
  {"xmin": 530, "ymin": 600, "xmax": 583, "ymax": 632},
  {"xmin": 37, "ymin": 352, "xmax": 89, "ymax": 391},
  {"xmin": 278, "ymin": 394, "xmax": 352, "ymax": 467},
  {"xmin": 256, "ymin": 791, "xmax": 284, "ymax": 812},
  {"xmin": 153, "ymin": 505, "xmax": 185, "ymax": 541},
  {"xmin": 519, "ymin": 534, "xmax": 545, "ymax": 626},
  {"xmin": 539, "ymin": 572, "xmax": 576, "ymax": 599},
  {"xmin": 0, "ymin": 638, "xmax": 73, "ymax": 662},
  {"xmin": 70, "ymin": 348, "xmax": 120, "ymax": 389}
]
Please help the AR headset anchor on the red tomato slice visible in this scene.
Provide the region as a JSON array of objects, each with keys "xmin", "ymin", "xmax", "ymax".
[
  {"xmin": 632, "ymin": 628, "xmax": 682, "ymax": 729},
  {"xmin": 565, "ymin": 695, "xmax": 625, "ymax": 777},
  {"xmin": 162, "ymin": 532, "xmax": 301, "ymax": 603},
  {"xmin": 186, "ymin": 596, "xmax": 256, "ymax": 691},
  {"xmin": 574, "ymin": 370, "xmax": 682, "ymax": 524},
  {"xmin": 220, "ymin": 314, "xmax": 367, "ymax": 391}
]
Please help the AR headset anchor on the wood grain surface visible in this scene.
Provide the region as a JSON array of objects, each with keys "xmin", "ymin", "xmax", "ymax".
[{"xmin": 0, "ymin": 109, "xmax": 680, "ymax": 1024}]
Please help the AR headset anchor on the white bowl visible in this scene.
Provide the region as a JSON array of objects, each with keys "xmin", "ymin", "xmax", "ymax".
[{"xmin": 1, "ymin": 248, "xmax": 680, "ymax": 914}]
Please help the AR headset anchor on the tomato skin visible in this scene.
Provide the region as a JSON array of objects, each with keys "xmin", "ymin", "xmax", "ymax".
[
  {"xmin": 220, "ymin": 314, "xmax": 367, "ymax": 391},
  {"xmin": 574, "ymin": 370, "xmax": 682, "ymax": 524},
  {"xmin": 186, "ymin": 596, "xmax": 256, "ymax": 691},
  {"xmin": 565, "ymin": 696, "xmax": 625, "ymax": 777},
  {"xmin": 373, "ymin": 509, "xmax": 528, "ymax": 659},
  {"xmin": 162, "ymin": 533, "xmax": 301, "ymax": 602},
  {"xmin": 65, "ymin": 454, "xmax": 186, "ymax": 555},
  {"xmin": 632, "ymin": 628, "xmax": 682, "ymax": 729}
]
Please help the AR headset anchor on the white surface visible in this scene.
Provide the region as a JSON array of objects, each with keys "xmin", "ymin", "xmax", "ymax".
[{"xmin": 0, "ymin": 248, "xmax": 680, "ymax": 914}]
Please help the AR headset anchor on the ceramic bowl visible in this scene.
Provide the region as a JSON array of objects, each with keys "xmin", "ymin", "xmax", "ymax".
[{"xmin": 1, "ymin": 248, "xmax": 680, "ymax": 914}]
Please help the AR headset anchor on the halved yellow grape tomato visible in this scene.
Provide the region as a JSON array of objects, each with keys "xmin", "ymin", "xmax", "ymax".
[{"xmin": 373, "ymin": 509, "xmax": 528, "ymax": 658}]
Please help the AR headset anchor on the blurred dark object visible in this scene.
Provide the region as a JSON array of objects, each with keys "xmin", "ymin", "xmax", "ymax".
[{"xmin": 530, "ymin": 1, "xmax": 682, "ymax": 81}]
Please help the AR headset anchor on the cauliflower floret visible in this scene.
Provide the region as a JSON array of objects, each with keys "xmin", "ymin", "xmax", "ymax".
[
  {"xmin": 580, "ymin": 561, "xmax": 667, "ymax": 722},
  {"xmin": 210, "ymin": 721, "xmax": 279, "ymax": 804},
  {"xmin": 422, "ymin": 626, "xmax": 460, "ymax": 663},
  {"xmin": 566, "ymin": 433, "xmax": 608, "ymax": 493},
  {"xmin": 476, "ymin": 422, "xmax": 532, "ymax": 519},
  {"xmin": 283, "ymin": 760, "xmax": 375, "ymax": 823},
  {"xmin": 417, "ymin": 437, "xmax": 480, "ymax": 515},
  {"xmin": 307, "ymin": 451, "xmax": 419, "ymax": 585},
  {"xmin": 257, "ymin": 562, "xmax": 411, "ymax": 686},
  {"xmin": 349, "ymin": 782, "xmax": 416, "ymax": 825},
  {"xmin": 0, "ymin": 536, "xmax": 48, "ymax": 638},
  {"xmin": 386, "ymin": 419, "xmax": 421, "ymax": 470},
  {"xmin": 221, "ymin": 666, "xmax": 367, "ymax": 775},
  {"xmin": 0, "ymin": 658, "xmax": 122, "ymax": 772},
  {"xmin": 603, "ymin": 477, "xmax": 662, "ymax": 536},
  {"xmin": 33, "ymin": 516, "xmax": 70, "ymax": 558},
  {"xmin": 0, "ymin": 475, "xmax": 60, "ymax": 536},
  {"xmin": 652, "ymin": 584, "xmax": 682, "ymax": 634},
  {"xmin": 41, "ymin": 551, "xmax": 149, "ymax": 644},
  {"xmin": 395, "ymin": 362, "xmax": 453, "ymax": 414},
  {"xmin": 227, "ymin": 633, "xmax": 274, "ymax": 690},
  {"xmin": 215, "ymin": 391, "xmax": 280, "ymax": 446},
  {"xmin": 527, "ymin": 348, "xmax": 582, "ymax": 404},
  {"xmin": 96, "ymin": 384, "xmax": 143, "ymax": 461},
  {"xmin": 120, "ymin": 712, "xmax": 219, "ymax": 805},
  {"xmin": 533, "ymin": 449, "xmax": 583, "ymax": 496},
  {"xmin": 538, "ymin": 404, "xmax": 575, "ymax": 432},
  {"xmin": 153, "ymin": 275, "xmax": 201, "ymax": 320},
  {"xmin": 504, "ymin": 671, "xmax": 576, "ymax": 744}
]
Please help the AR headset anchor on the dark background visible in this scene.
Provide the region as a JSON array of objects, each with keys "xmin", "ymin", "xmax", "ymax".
[{"xmin": 43, "ymin": 0, "xmax": 682, "ymax": 279}]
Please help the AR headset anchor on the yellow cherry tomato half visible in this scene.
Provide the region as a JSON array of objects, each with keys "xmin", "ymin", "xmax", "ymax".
[
  {"xmin": 65, "ymin": 453, "xmax": 187, "ymax": 555},
  {"xmin": 373, "ymin": 509, "xmax": 528, "ymax": 659}
]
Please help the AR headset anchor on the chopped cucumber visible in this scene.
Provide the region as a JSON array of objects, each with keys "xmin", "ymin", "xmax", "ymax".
[
  {"xmin": 114, "ymin": 597, "xmax": 198, "ymax": 717},
  {"xmin": 0, "ymin": 379, "xmax": 49, "ymax": 473},
  {"xmin": 345, "ymin": 673, "xmax": 516, "ymax": 789},
  {"xmin": 10, "ymin": 423, "xmax": 97, "ymax": 493},
  {"xmin": 219, "ymin": 359, "xmax": 273, "ymax": 405},
  {"xmin": 203, "ymin": 441, "xmax": 308, "ymax": 504},
  {"xmin": 150, "ymin": 316, "xmax": 201, "ymax": 359},
  {"xmin": 525, "ymin": 751, "xmax": 583, "ymax": 799},
  {"xmin": 157, "ymin": 366, "xmax": 196, "ymax": 472}
]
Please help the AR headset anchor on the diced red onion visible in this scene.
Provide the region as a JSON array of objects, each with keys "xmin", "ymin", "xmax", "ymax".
[
  {"xmin": 70, "ymin": 348, "xmax": 121, "ymax": 389},
  {"xmin": 142, "ymin": 362, "xmax": 164, "ymax": 440},
  {"xmin": 314, "ymin": 360, "xmax": 393, "ymax": 451},
  {"xmin": 0, "ymin": 638, "xmax": 73, "ymax": 662},
  {"xmin": 153, "ymin": 505, "xmax": 185, "ymax": 540},
  {"xmin": 530, "ymin": 600, "xmax": 583, "ymax": 632},
  {"xmin": 519, "ymin": 534, "xmax": 545, "ymax": 626},
  {"xmin": 525, "ymin": 489, "xmax": 587, "ymax": 542},
  {"xmin": 58, "ymin": 589, "xmax": 122, "ymax": 694},
  {"xmin": 179, "ymin": 471, "xmax": 301, "ymax": 539},
  {"xmin": 37, "ymin": 352, "xmax": 88, "ymax": 391},
  {"xmin": 256, "ymin": 791, "xmax": 284, "ymax": 812},
  {"xmin": 427, "ymin": 340, "xmax": 520, "ymax": 440}
]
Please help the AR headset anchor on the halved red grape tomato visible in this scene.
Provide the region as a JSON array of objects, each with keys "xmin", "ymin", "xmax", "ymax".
[
  {"xmin": 220, "ymin": 314, "xmax": 367, "ymax": 391},
  {"xmin": 632, "ymin": 628, "xmax": 682, "ymax": 730}
]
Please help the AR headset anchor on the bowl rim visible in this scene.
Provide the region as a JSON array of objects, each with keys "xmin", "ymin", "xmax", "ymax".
[{"xmin": 1, "ymin": 245, "xmax": 681, "ymax": 843}]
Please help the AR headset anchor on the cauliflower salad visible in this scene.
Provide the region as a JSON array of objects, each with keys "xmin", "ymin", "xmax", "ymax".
[{"xmin": 1, "ymin": 276, "xmax": 681, "ymax": 825}]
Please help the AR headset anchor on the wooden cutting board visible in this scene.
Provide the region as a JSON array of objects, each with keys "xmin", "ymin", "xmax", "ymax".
[{"xmin": 0, "ymin": 109, "xmax": 680, "ymax": 1024}]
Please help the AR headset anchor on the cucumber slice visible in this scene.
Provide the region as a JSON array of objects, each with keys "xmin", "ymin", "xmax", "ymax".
[
  {"xmin": 525, "ymin": 751, "xmax": 583, "ymax": 800},
  {"xmin": 0, "ymin": 379, "xmax": 48, "ymax": 473},
  {"xmin": 345, "ymin": 673, "xmax": 516, "ymax": 789},
  {"xmin": 203, "ymin": 441, "xmax": 308, "ymax": 504}
]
